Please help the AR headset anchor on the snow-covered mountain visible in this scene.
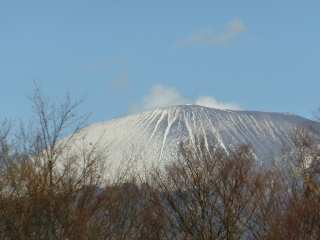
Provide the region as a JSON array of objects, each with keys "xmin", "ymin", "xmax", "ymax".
[{"xmin": 68, "ymin": 105, "xmax": 310, "ymax": 172}]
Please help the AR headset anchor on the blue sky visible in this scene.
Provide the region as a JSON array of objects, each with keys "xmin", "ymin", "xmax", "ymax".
[{"xmin": 1, "ymin": 1, "xmax": 319, "ymax": 125}]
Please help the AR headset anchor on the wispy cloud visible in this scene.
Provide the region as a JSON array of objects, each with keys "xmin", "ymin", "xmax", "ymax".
[
  {"xmin": 216, "ymin": 18, "xmax": 247, "ymax": 45},
  {"xmin": 127, "ymin": 84, "xmax": 242, "ymax": 114},
  {"xmin": 111, "ymin": 50, "xmax": 133, "ymax": 65},
  {"xmin": 108, "ymin": 72, "xmax": 129, "ymax": 92},
  {"xmin": 87, "ymin": 50, "xmax": 133, "ymax": 71},
  {"xmin": 175, "ymin": 28, "xmax": 215, "ymax": 46},
  {"xmin": 173, "ymin": 18, "xmax": 247, "ymax": 49}
]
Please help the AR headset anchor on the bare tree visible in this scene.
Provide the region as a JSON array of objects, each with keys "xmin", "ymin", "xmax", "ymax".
[
  {"xmin": 0, "ymin": 82, "xmax": 110, "ymax": 239},
  {"xmin": 270, "ymin": 108, "xmax": 320, "ymax": 239},
  {"xmin": 149, "ymin": 138, "xmax": 279, "ymax": 240},
  {"xmin": 1, "ymin": 83, "xmax": 319, "ymax": 239}
]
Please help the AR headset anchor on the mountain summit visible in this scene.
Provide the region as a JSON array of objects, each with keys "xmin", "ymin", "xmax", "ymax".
[{"xmin": 70, "ymin": 105, "xmax": 309, "ymax": 170}]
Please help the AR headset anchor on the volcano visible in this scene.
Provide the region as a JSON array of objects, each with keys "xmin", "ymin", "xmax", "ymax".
[{"xmin": 65, "ymin": 105, "xmax": 310, "ymax": 172}]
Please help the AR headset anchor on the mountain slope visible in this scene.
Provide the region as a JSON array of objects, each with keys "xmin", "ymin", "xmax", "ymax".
[{"xmin": 69, "ymin": 105, "xmax": 310, "ymax": 170}]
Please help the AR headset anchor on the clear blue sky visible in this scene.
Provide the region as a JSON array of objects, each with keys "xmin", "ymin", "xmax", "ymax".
[{"xmin": 1, "ymin": 1, "xmax": 319, "ymax": 125}]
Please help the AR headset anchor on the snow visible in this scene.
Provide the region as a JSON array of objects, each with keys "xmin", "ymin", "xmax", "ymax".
[{"xmin": 61, "ymin": 105, "xmax": 311, "ymax": 175}]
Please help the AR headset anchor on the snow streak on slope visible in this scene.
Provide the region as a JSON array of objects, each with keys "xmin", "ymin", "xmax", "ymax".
[{"xmin": 70, "ymin": 105, "xmax": 310, "ymax": 171}]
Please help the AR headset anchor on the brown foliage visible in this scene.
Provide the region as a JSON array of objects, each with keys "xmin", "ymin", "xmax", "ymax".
[
  {"xmin": 0, "ymin": 85, "xmax": 319, "ymax": 239},
  {"xmin": 149, "ymin": 140, "xmax": 286, "ymax": 240}
]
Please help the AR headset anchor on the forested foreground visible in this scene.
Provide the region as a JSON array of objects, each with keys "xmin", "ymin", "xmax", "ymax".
[{"xmin": 0, "ymin": 86, "xmax": 319, "ymax": 239}]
